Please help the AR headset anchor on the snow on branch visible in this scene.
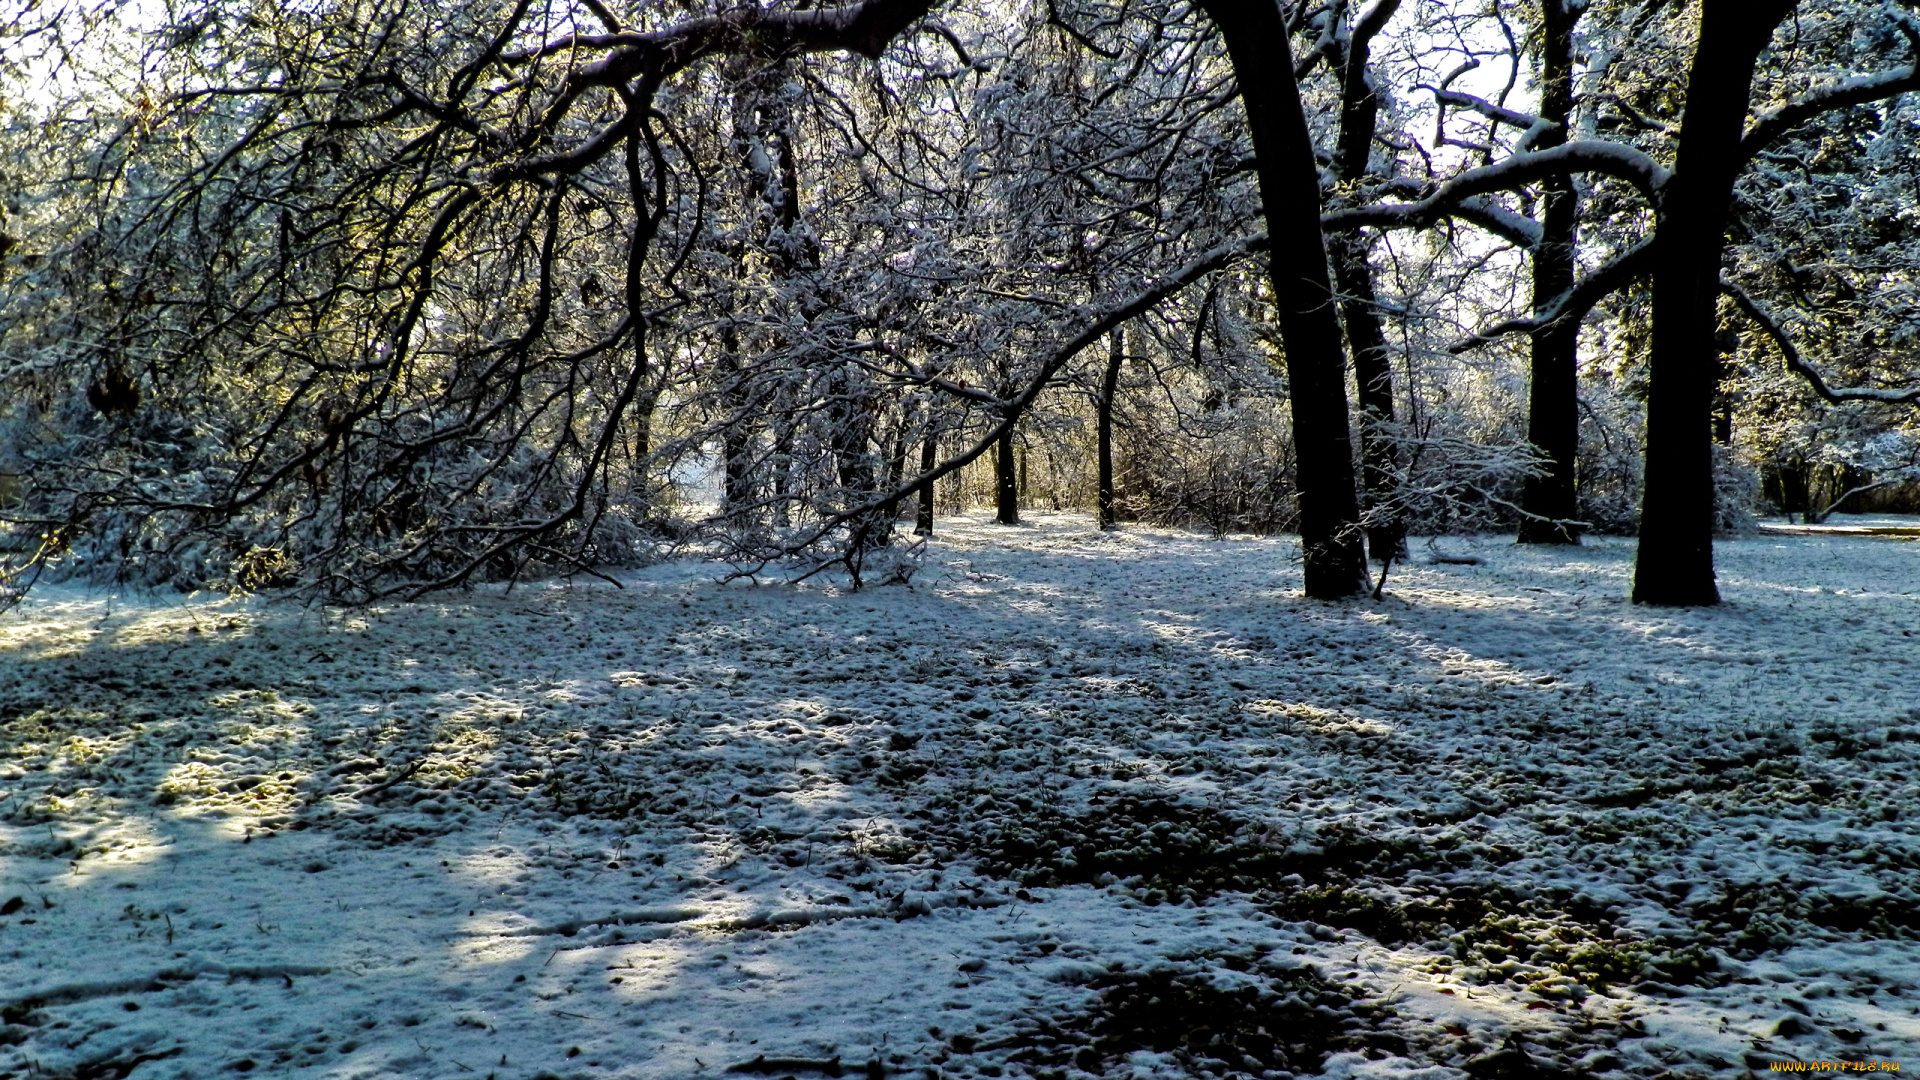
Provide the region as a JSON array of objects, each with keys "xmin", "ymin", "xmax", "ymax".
[
  {"xmin": 1336, "ymin": 180, "xmax": 1541, "ymax": 247},
  {"xmin": 1430, "ymin": 88, "xmax": 1550, "ymax": 133},
  {"xmin": 1435, "ymin": 198, "xmax": 1541, "ymax": 248},
  {"xmin": 1740, "ymin": 10, "xmax": 1920, "ymax": 163},
  {"xmin": 1351, "ymin": 0, "xmax": 1404, "ymax": 49},
  {"xmin": 1449, "ymin": 238, "xmax": 1655, "ymax": 352},
  {"xmin": 1322, "ymin": 142, "xmax": 1670, "ymax": 234},
  {"xmin": 1429, "ymin": 87, "xmax": 1563, "ymax": 153},
  {"xmin": 1722, "ymin": 281, "xmax": 1920, "ymax": 406}
]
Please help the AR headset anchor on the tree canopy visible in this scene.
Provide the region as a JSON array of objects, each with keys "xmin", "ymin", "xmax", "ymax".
[{"xmin": 2, "ymin": 0, "xmax": 1917, "ymax": 606}]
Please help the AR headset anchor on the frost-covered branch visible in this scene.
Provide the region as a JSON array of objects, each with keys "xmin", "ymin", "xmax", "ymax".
[
  {"xmin": 1430, "ymin": 88, "xmax": 1543, "ymax": 132},
  {"xmin": 1739, "ymin": 10, "xmax": 1920, "ymax": 164}
]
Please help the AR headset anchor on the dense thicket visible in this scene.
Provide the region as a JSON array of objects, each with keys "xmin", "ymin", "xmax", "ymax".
[{"xmin": 1, "ymin": 0, "xmax": 1916, "ymax": 607}]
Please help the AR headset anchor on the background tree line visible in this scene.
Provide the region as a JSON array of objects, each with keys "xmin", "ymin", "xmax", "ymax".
[{"xmin": 1, "ymin": 0, "xmax": 1917, "ymax": 607}]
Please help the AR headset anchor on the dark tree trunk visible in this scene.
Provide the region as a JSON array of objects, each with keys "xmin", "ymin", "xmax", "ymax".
[
  {"xmin": 1713, "ymin": 352, "xmax": 1735, "ymax": 444},
  {"xmin": 1196, "ymin": 0, "xmax": 1366, "ymax": 598},
  {"xmin": 1518, "ymin": 0, "xmax": 1583, "ymax": 545},
  {"xmin": 1098, "ymin": 326, "xmax": 1124, "ymax": 530},
  {"xmin": 995, "ymin": 425, "xmax": 1019, "ymax": 525},
  {"xmin": 880, "ymin": 411, "xmax": 910, "ymax": 520},
  {"xmin": 718, "ymin": 333, "xmax": 754, "ymax": 513},
  {"xmin": 1334, "ymin": 236, "xmax": 1405, "ymax": 563},
  {"xmin": 915, "ymin": 428, "xmax": 936, "ymax": 535},
  {"xmin": 1329, "ymin": 0, "xmax": 1405, "ymax": 565},
  {"xmin": 1631, "ymin": 0, "xmax": 1794, "ymax": 605}
]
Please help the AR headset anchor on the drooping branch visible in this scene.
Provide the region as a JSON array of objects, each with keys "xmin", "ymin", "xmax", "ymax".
[{"xmin": 1721, "ymin": 280, "xmax": 1920, "ymax": 406}]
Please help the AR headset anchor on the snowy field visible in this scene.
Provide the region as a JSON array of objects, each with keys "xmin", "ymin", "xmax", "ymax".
[{"xmin": 2, "ymin": 514, "xmax": 1917, "ymax": 1080}]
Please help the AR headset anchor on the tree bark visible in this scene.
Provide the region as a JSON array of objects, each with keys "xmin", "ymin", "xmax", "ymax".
[
  {"xmin": 995, "ymin": 424, "xmax": 1019, "ymax": 525},
  {"xmin": 1631, "ymin": 0, "xmax": 1795, "ymax": 605},
  {"xmin": 1329, "ymin": 0, "xmax": 1405, "ymax": 565},
  {"xmin": 1518, "ymin": 0, "xmax": 1582, "ymax": 545},
  {"xmin": 1196, "ymin": 0, "xmax": 1366, "ymax": 598},
  {"xmin": 915, "ymin": 428, "xmax": 936, "ymax": 535},
  {"xmin": 1333, "ymin": 235, "xmax": 1405, "ymax": 562},
  {"xmin": 1097, "ymin": 326, "xmax": 1124, "ymax": 530}
]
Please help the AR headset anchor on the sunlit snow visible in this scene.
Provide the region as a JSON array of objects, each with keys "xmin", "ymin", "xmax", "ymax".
[{"xmin": 2, "ymin": 515, "xmax": 1917, "ymax": 1079}]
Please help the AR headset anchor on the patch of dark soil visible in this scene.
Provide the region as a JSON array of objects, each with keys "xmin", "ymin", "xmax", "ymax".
[
  {"xmin": 959, "ymin": 789, "xmax": 1438, "ymax": 899},
  {"xmin": 1267, "ymin": 884, "xmax": 1490, "ymax": 946},
  {"xmin": 1688, "ymin": 881, "xmax": 1920, "ymax": 957},
  {"xmin": 971, "ymin": 958, "xmax": 1397, "ymax": 1079}
]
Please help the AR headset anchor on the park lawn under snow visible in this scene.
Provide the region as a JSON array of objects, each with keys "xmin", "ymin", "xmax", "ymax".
[{"xmin": 2, "ymin": 514, "xmax": 1919, "ymax": 1080}]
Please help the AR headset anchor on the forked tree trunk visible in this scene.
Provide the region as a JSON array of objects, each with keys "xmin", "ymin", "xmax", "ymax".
[
  {"xmin": 1632, "ymin": 0, "xmax": 1795, "ymax": 605},
  {"xmin": 1196, "ymin": 0, "xmax": 1366, "ymax": 598},
  {"xmin": 1518, "ymin": 0, "xmax": 1583, "ymax": 545},
  {"xmin": 1097, "ymin": 326, "xmax": 1124, "ymax": 530},
  {"xmin": 995, "ymin": 426, "xmax": 1019, "ymax": 525}
]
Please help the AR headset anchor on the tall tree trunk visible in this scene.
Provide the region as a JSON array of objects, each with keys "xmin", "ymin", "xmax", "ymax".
[
  {"xmin": 1098, "ymin": 326, "xmax": 1124, "ymax": 530},
  {"xmin": 1518, "ymin": 0, "xmax": 1583, "ymax": 545},
  {"xmin": 995, "ymin": 425, "xmax": 1019, "ymax": 525},
  {"xmin": 915, "ymin": 427, "xmax": 936, "ymax": 535},
  {"xmin": 1631, "ymin": 0, "xmax": 1794, "ymax": 605},
  {"xmin": 1333, "ymin": 235, "xmax": 1404, "ymax": 562},
  {"xmin": 1196, "ymin": 0, "xmax": 1366, "ymax": 598},
  {"xmin": 1329, "ymin": 0, "xmax": 1404, "ymax": 565}
]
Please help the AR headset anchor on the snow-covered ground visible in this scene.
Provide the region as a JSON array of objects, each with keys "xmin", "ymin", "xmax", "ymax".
[{"xmin": 3, "ymin": 514, "xmax": 1917, "ymax": 1080}]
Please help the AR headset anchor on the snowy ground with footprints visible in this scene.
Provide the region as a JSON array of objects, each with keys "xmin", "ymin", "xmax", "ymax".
[{"xmin": 3, "ymin": 514, "xmax": 1918, "ymax": 1080}]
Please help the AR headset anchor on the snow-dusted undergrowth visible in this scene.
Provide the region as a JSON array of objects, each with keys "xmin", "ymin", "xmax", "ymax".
[{"xmin": 2, "ymin": 514, "xmax": 1917, "ymax": 1080}]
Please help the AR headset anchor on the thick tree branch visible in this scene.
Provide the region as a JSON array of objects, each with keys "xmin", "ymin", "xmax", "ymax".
[
  {"xmin": 1322, "ymin": 141, "xmax": 1669, "ymax": 233},
  {"xmin": 509, "ymin": 0, "xmax": 941, "ymax": 86},
  {"xmin": 1430, "ymin": 87, "xmax": 1547, "ymax": 132},
  {"xmin": 1739, "ymin": 11, "xmax": 1920, "ymax": 164}
]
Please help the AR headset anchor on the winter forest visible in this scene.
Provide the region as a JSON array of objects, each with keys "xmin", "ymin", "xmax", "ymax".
[{"xmin": 3, "ymin": 0, "xmax": 1920, "ymax": 1077}]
